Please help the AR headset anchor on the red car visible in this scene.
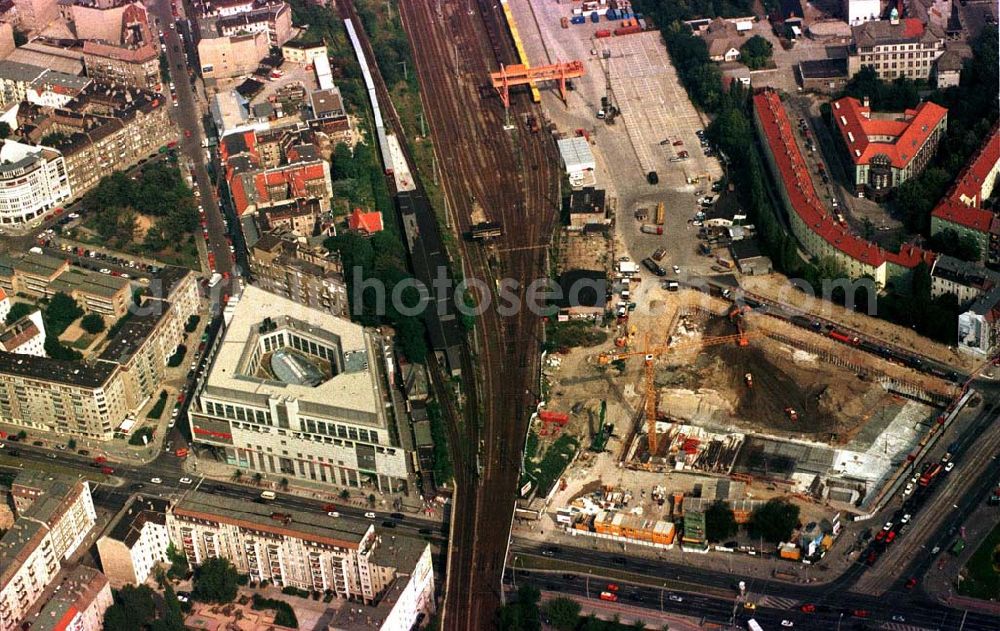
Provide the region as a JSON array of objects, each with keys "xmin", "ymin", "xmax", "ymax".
[
  {"xmin": 875, "ymin": 530, "xmax": 886, "ymax": 542},
  {"xmin": 865, "ymin": 551, "xmax": 878, "ymax": 565},
  {"xmin": 905, "ymin": 577, "xmax": 918, "ymax": 589},
  {"xmin": 853, "ymin": 610, "xmax": 870, "ymax": 618},
  {"xmin": 323, "ymin": 503, "xmax": 337, "ymax": 512},
  {"xmin": 885, "ymin": 531, "xmax": 897, "ymax": 544},
  {"xmin": 184, "ymin": 130, "xmax": 192, "ymax": 138},
  {"xmin": 800, "ymin": 604, "xmax": 816, "ymax": 613},
  {"xmin": 599, "ymin": 592, "xmax": 617, "ymax": 602},
  {"xmin": 101, "ymin": 466, "xmax": 114, "ymax": 475},
  {"xmin": 606, "ymin": 584, "xmax": 618, "ymax": 592}
]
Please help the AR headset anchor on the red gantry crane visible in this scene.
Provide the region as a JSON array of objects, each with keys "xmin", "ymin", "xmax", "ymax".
[{"xmin": 489, "ymin": 61, "xmax": 585, "ymax": 111}]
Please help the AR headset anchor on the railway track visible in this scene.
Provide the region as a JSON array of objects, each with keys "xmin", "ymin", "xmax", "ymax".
[{"xmin": 397, "ymin": 1, "xmax": 558, "ymax": 628}]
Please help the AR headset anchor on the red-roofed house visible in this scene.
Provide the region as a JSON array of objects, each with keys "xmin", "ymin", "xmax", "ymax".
[
  {"xmin": 348, "ymin": 208, "xmax": 384, "ymax": 235},
  {"xmin": 229, "ymin": 159, "xmax": 332, "ymax": 217},
  {"xmin": 930, "ymin": 125, "xmax": 1000, "ymax": 264},
  {"xmin": 753, "ymin": 88, "xmax": 935, "ymax": 289},
  {"xmin": 832, "ymin": 96, "xmax": 947, "ymax": 199}
]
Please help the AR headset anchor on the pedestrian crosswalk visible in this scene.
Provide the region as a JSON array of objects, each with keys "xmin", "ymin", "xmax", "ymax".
[{"xmin": 757, "ymin": 595, "xmax": 800, "ymax": 610}]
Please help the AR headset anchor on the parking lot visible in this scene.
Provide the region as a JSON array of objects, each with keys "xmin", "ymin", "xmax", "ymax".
[{"xmin": 508, "ymin": 0, "xmax": 730, "ymax": 292}]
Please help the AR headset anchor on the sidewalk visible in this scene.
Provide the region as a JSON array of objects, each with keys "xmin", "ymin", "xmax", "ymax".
[
  {"xmin": 181, "ymin": 451, "xmax": 445, "ymax": 522},
  {"xmin": 921, "ymin": 500, "xmax": 1000, "ymax": 615},
  {"xmin": 537, "ymin": 590, "xmax": 707, "ymax": 631}
]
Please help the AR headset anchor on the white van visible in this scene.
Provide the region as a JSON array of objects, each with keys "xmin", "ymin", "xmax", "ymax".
[{"xmin": 259, "ymin": 490, "xmax": 276, "ymax": 500}]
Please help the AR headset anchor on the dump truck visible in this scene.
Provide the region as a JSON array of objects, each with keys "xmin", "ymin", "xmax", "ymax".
[{"xmin": 640, "ymin": 224, "xmax": 663, "ymax": 235}]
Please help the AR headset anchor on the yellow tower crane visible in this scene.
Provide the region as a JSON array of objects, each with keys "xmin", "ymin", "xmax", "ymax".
[{"xmin": 599, "ymin": 332, "xmax": 759, "ymax": 456}]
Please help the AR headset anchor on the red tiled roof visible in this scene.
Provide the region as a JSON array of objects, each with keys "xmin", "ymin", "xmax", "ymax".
[
  {"xmin": 832, "ymin": 96, "xmax": 948, "ymax": 168},
  {"xmin": 754, "ymin": 89, "xmax": 933, "ymax": 270},
  {"xmin": 230, "ymin": 175, "xmax": 250, "ymax": 215},
  {"xmin": 348, "ymin": 208, "xmax": 384, "ymax": 234},
  {"xmin": 930, "ymin": 125, "xmax": 1000, "ymax": 231},
  {"xmin": 902, "ymin": 17, "xmax": 925, "ymax": 38}
]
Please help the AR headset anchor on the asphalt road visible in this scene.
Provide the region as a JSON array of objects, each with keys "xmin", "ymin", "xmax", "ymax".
[
  {"xmin": 0, "ymin": 440, "xmax": 447, "ymax": 544},
  {"xmin": 509, "ymin": 563, "xmax": 999, "ymax": 631},
  {"xmin": 149, "ymin": 0, "xmax": 234, "ymax": 286}
]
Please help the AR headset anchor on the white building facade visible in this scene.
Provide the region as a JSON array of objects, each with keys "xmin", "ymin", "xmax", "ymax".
[
  {"xmin": 0, "ymin": 140, "xmax": 71, "ymax": 227},
  {"xmin": 189, "ymin": 286, "xmax": 413, "ymax": 494},
  {"xmin": 844, "ymin": 0, "xmax": 881, "ymax": 25}
]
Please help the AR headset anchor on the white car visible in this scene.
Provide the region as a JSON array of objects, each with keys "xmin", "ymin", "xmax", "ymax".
[
  {"xmin": 781, "ymin": 621, "xmax": 794, "ymax": 628},
  {"xmin": 673, "ymin": 265, "xmax": 680, "ymax": 274},
  {"xmin": 68, "ymin": 212, "xmax": 79, "ymax": 219},
  {"xmin": 668, "ymin": 594, "xmax": 683, "ymax": 603},
  {"xmin": 364, "ymin": 512, "xmax": 376, "ymax": 519},
  {"xmin": 179, "ymin": 477, "xmax": 192, "ymax": 484},
  {"xmin": 167, "ymin": 419, "xmax": 175, "ymax": 429},
  {"xmin": 944, "ymin": 461, "xmax": 955, "ymax": 472},
  {"xmin": 882, "ymin": 521, "xmax": 893, "ymax": 531},
  {"xmin": 903, "ymin": 483, "xmax": 915, "ymax": 496},
  {"xmin": 150, "ymin": 477, "xmax": 163, "ymax": 484},
  {"xmin": 900, "ymin": 513, "xmax": 911, "ymax": 524},
  {"xmin": 100, "ymin": 268, "xmax": 111, "ymax": 274},
  {"xmin": 892, "ymin": 615, "xmax": 905, "ymax": 623},
  {"xmin": 328, "ymin": 511, "xmax": 340, "ymax": 518}
]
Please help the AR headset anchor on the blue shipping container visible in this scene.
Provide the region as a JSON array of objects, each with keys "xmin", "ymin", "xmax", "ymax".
[
  {"xmin": 570, "ymin": 15, "xmax": 585, "ymax": 24},
  {"xmin": 607, "ymin": 9, "xmax": 617, "ymax": 19},
  {"xmin": 590, "ymin": 11, "xmax": 599, "ymax": 22}
]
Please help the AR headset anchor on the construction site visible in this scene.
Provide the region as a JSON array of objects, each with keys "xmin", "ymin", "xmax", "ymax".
[{"xmin": 522, "ymin": 288, "xmax": 959, "ymax": 546}]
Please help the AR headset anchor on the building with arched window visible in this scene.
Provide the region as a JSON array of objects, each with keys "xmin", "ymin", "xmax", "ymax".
[{"xmin": 831, "ymin": 96, "xmax": 947, "ymax": 200}]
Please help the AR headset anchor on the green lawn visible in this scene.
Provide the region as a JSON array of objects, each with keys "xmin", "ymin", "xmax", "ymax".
[{"xmin": 958, "ymin": 524, "xmax": 1000, "ymax": 600}]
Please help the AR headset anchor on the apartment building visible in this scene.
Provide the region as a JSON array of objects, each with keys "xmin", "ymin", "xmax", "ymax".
[
  {"xmin": 16, "ymin": 82, "xmax": 172, "ymax": 200},
  {"xmin": 96, "ymin": 496, "xmax": 171, "ymax": 588},
  {"xmin": 847, "ymin": 13, "xmax": 945, "ymax": 81},
  {"xmin": 189, "ymin": 285, "xmax": 413, "ymax": 493},
  {"xmin": 197, "ymin": 30, "xmax": 269, "ymax": 81},
  {"xmin": 0, "ymin": 472, "xmax": 96, "ymax": 631},
  {"xmin": 82, "ymin": 42, "xmax": 160, "ymax": 91},
  {"xmin": 0, "ymin": 139, "xmax": 71, "ymax": 227},
  {"xmin": 930, "ymin": 125, "xmax": 1000, "ymax": 266},
  {"xmin": 831, "ymin": 96, "xmax": 948, "ymax": 200},
  {"xmin": 0, "ymin": 268, "xmax": 196, "ymax": 439},
  {"xmin": 31, "ymin": 567, "xmax": 112, "ymax": 631},
  {"xmin": 0, "ymin": 252, "xmax": 131, "ymax": 317},
  {"xmin": 166, "ymin": 492, "xmax": 433, "ymax": 613},
  {"xmin": 212, "ymin": 3, "xmax": 292, "ymax": 47},
  {"xmin": 0, "ymin": 352, "xmax": 128, "ymax": 439},
  {"xmin": 249, "ymin": 231, "xmax": 347, "ymax": 317},
  {"xmin": 754, "ymin": 88, "xmax": 937, "ymax": 289},
  {"xmin": 0, "ymin": 310, "xmax": 46, "ymax": 356},
  {"xmin": 0, "ymin": 61, "xmax": 45, "ymax": 108},
  {"xmin": 229, "ymin": 153, "xmax": 332, "ymax": 217}
]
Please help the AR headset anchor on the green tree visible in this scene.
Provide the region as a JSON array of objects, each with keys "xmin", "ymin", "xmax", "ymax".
[
  {"xmin": 544, "ymin": 597, "xmax": 581, "ymax": 631},
  {"xmin": 166, "ymin": 542, "xmax": 190, "ymax": 579},
  {"xmin": 5, "ymin": 302, "xmax": 33, "ymax": 325},
  {"xmin": 331, "ymin": 142, "xmax": 356, "ymax": 180},
  {"xmin": 67, "ymin": 439, "xmax": 77, "ymax": 450},
  {"xmin": 12, "ymin": 29, "xmax": 26, "ymax": 47},
  {"xmin": 748, "ymin": 498, "xmax": 800, "ymax": 544},
  {"xmin": 498, "ymin": 584, "xmax": 541, "ymax": 631},
  {"xmin": 44, "ymin": 292, "xmax": 83, "ymax": 335},
  {"xmin": 740, "ymin": 35, "xmax": 773, "ymax": 70},
  {"xmin": 192, "ymin": 557, "xmax": 239, "ymax": 603},
  {"xmin": 80, "ymin": 313, "xmax": 106, "ymax": 334},
  {"xmin": 705, "ymin": 500, "xmax": 738, "ymax": 542},
  {"xmin": 0, "ymin": 122, "xmax": 10, "ymax": 139},
  {"xmin": 44, "ymin": 337, "xmax": 82, "ymax": 360},
  {"xmin": 103, "ymin": 585, "xmax": 157, "ymax": 631}
]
